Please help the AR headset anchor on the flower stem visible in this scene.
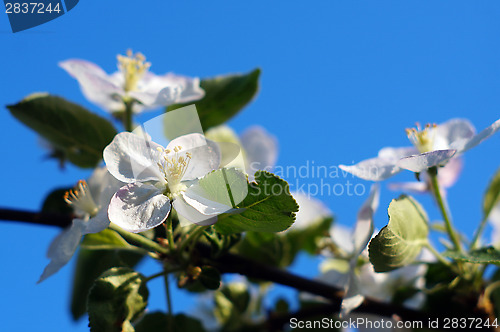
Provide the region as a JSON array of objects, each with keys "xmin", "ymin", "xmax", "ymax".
[
  {"xmin": 123, "ymin": 100, "xmax": 134, "ymax": 132},
  {"xmin": 109, "ymin": 223, "xmax": 168, "ymax": 255},
  {"xmin": 164, "ymin": 273, "xmax": 174, "ymax": 331},
  {"xmin": 427, "ymin": 167, "xmax": 463, "ymax": 253},
  {"xmin": 424, "ymin": 242, "xmax": 451, "ymax": 268},
  {"xmin": 165, "ymin": 215, "xmax": 175, "ymax": 252},
  {"xmin": 470, "ymin": 216, "xmax": 489, "ymax": 250},
  {"xmin": 178, "ymin": 225, "xmax": 208, "ymax": 254}
]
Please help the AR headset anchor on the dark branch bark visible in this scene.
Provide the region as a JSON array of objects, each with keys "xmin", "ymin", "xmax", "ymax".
[{"xmin": 0, "ymin": 207, "xmax": 490, "ymax": 330}]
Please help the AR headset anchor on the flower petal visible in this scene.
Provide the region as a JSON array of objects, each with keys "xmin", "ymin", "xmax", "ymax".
[
  {"xmin": 172, "ymin": 196, "xmax": 218, "ymax": 226},
  {"xmin": 166, "ymin": 133, "xmax": 221, "ymax": 181},
  {"xmin": 38, "ymin": 220, "xmax": 85, "ymax": 283},
  {"xmin": 108, "ymin": 183, "xmax": 171, "ymax": 233},
  {"xmin": 433, "ymin": 118, "xmax": 476, "ymax": 150},
  {"xmin": 59, "ymin": 59, "xmax": 124, "ymax": 111},
  {"xmin": 396, "ymin": 149, "xmax": 456, "ymax": 173},
  {"xmin": 388, "ymin": 181, "xmax": 428, "ymax": 193},
  {"xmin": 451, "ymin": 118, "xmax": 500, "ymax": 153},
  {"xmin": 289, "ymin": 192, "xmax": 331, "ymax": 230},
  {"xmin": 377, "ymin": 146, "xmax": 418, "ymax": 160},
  {"xmin": 82, "ymin": 208, "xmax": 110, "ymax": 235},
  {"xmin": 103, "ymin": 132, "xmax": 165, "ymax": 184},
  {"xmin": 87, "ymin": 166, "xmax": 125, "ymax": 209},
  {"xmin": 240, "ymin": 126, "xmax": 278, "ymax": 175},
  {"xmin": 182, "ymin": 182, "xmax": 233, "ymax": 215},
  {"xmin": 353, "ymin": 184, "xmax": 379, "ymax": 256},
  {"xmin": 339, "ymin": 157, "xmax": 400, "ymax": 181},
  {"xmin": 437, "ymin": 156, "xmax": 463, "ymax": 188}
]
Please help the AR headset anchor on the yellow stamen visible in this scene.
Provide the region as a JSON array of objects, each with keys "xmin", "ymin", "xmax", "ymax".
[
  {"xmin": 64, "ymin": 180, "xmax": 99, "ymax": 217},
  {"xmin": 117, "ymin": 49, "xmax": 151, "ymax": 92},
  {"xmin": 406, "ymin": 122, "xmax": 437, "ymax": 153}
]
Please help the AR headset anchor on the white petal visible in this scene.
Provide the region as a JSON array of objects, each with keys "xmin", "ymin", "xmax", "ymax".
[
  {"xmin": 59, "ymin": 60, "xmax": 124, "ymax": 111},
  {"xmin": 339, "ymin": 157, "xmax": 400, "ymax": 181},
  {"xmin": 451, "ymin": 118, "xmax": 500, "ymax": 153},
  {"xmin": 388, "ymin": 181, "xmax": 428, "ymax": 193},
  {"xmin": 490, "ymin": 204, "xmax": 500, "ymax": 247},
  {"xmin": 330, "ymin": 224, "xmax": 355, "ymax": 253},
  {"xmin": 396, "ymin": 149, "xmax": 456, "ymax": 173},
  {"xmin": 182, "ymin": 183, "xmax": 233, "ymax": 215},
  {"xmin": 166, "ymin": 133, "xmax": 221, "ymax": 181},
  {"xmin": 340, "ymin": 275, "xmax": 364, "ymax": 318},
  {"xmin": 433, "ymin": 118, "xmax": 476, "ymax": 150},
  {"xmin": 352, "ymin": 184, "xmax": 379, "ymax": 255},
  {"xmin": 377, "ymin": 146, "xmax": 418, "ymax": 160},
  {"xmin": 289, "ymin": 191, "xmax": 331, "ymax": 230},
  {"xmin": 103, "ymin": 132, "xmax": 165, "ymax": 184},
  {"xmin": 38, "ymin": 220, "xmax": 85, "ymax": 283},
  {"xmin": 240, "ymin": 126, "xmax": 278, "ymax": 175},
  {"xmin": 87, "ymin": 166, "xmax": 125, "ymax": 209},
  {"xmin": 82, "ymin": 208, "xmax": 110, "ymax": 235},
  {"xmin": 172, "ymin": 196, "xmax": 218, "ymax": 226},
  {"xmin": 108, "ymin": 183, "xmax": 171, "ymax": 233}
]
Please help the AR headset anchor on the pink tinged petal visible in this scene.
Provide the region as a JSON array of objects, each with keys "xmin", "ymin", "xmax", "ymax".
[
  {"xmin": 82, "ymin": 208, "xmax": 110, "ymax": 235},
  {"xmin": 240, "ymin": 126, "xmax": 279, "ymax": 175},
  {"xmin": 451, "ymin": 119, "xmax": 500, "ymax": 154},
  {"xmin": 103, "ymin": 132, "xmax": 165, "ymax": 184},
  {"xmin": 437, "ymin": 156, "xmax": 463, "ymax": 188},
  {"xmin": 339, "ymin": 158, "xmax": 400, "ymax": 181},
  {"xmin": 289, "ymin": 192, "xmax": 331, "ymax": 230},
  {"xmin": 59, "ymin": 59, "xmax": 124, "ymax": 111},
  {"xmin": 38, "ymin": 220, "xmax": 85, "ymax": 283},
  {"xmin": 172, "ymin": 196, "xmax": 218, "ymax": 226},
  {"xmin": 166, "ymin": 133, "xmax": 221, "ymax": 181},
  {"xmin": 388, "ymin": 181, "xmax": 428, "ymax": 193},
  {"xmin": 108, "ymin": 183, "xmax": 171, "ymax": 233},
  {"xmin": 396, "ymin": 149, "xmax": 456, "ymax": 173},
  {"xmin": 433, "ymin": 118, "xmax": 476, "ymax": 150}
]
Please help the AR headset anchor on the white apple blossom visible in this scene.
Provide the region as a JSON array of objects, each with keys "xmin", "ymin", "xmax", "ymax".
[
  {"xmin": 340, "ymin": 118, "xmax": 500, "ymax": 181},
  {"xmin": 103, "ymin": 131, "xmax": 238, "ymax": 232},
  {"xmin": 60, "ymin": 50, "xmax": 205, "ymax": 113},
  {"xmin": 489, "ymin": 203, "xmax": 500, "ymax": 247},
  {"xmin": 38, "ymin": 167, "xmax": 123, "ymax": 283},
  {"xmin": 205, "ymin": 125, "xmax": 278, "ymax": 181},
  {"xmin": 388, "ymin": 156, "xmax": 463, "ymax": 197},
  {"xmin": 314, "ymin": 184, "xmax": 430, "ymax": 316}
]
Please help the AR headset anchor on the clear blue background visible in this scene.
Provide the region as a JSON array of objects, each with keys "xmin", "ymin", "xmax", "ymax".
[{"xmin": 1, "ymin": 1, "xmax": 500, "ymax": 331}]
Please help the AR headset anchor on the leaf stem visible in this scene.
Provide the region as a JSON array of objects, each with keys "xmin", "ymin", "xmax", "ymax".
[
  {"xmin": 109, "ymin": 223, "xmax": 168, "ymax": 255},
  {"xmin": 470, "ymin": 216, "xmax": 489, "ymax": 250},
  {"xmin": 178, "ymin": 225, "xmax": 208, "ymax": 254},
  {"xmin": 427, "ymin": 167, "xmax": 463, "ymax": 253}
]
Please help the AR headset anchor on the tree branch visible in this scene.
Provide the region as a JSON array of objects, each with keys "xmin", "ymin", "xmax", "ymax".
[{"xmin": 0, "ymin": 207, "xmax": 490, "ymax": 330}]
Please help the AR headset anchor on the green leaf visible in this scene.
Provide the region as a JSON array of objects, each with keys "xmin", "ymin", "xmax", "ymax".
[
  {"xmin": 198, "ymin": 266, "xmax": 221, "ymax": 290},
  {"xmin": 368, "ymin": 195, "xmax": 429, "ymax": 272},
  {"xmin": 7, "ymin": 93, "xmax": 117, "ymax": 168},
  {"xmin": 444, "ymin": 247, "xmax": 500, "ymax": 265},
  {"xmin": 135, "ymin": 313, "xmax": 205, "ymax": 332},
  {"xmin": 81, "ymin": 229, "xmax": 146, "ymax": 252},
  {"xmin": 167, "ymin": 69, "xmax": 261, "ymax": 130},
  {"xmin": 484, "ymin": 167, "xmax": 500, "ymax": 219},
  {"xmin": 88, "ymin": 267, "xmax": 149, "ymax": 332},
  {"xmin": 198, "ymin": 168, "xmax": 248, "ymax": 208},
  {"xmin": 214, "ymin": 171, "xmax": 298, "ymax": 234},
  {"xmin": 285, "ymin": 216, "xmax": 333, "ymax": 256},
  {"xmin": 71, "ymin": 250, "xmax": 144, "ymax": 320}
]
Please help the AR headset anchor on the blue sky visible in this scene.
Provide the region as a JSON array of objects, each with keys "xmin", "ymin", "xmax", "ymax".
[{"xmin": 1, "ymin": 1, "xmax": 500, "ymax": 331}]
